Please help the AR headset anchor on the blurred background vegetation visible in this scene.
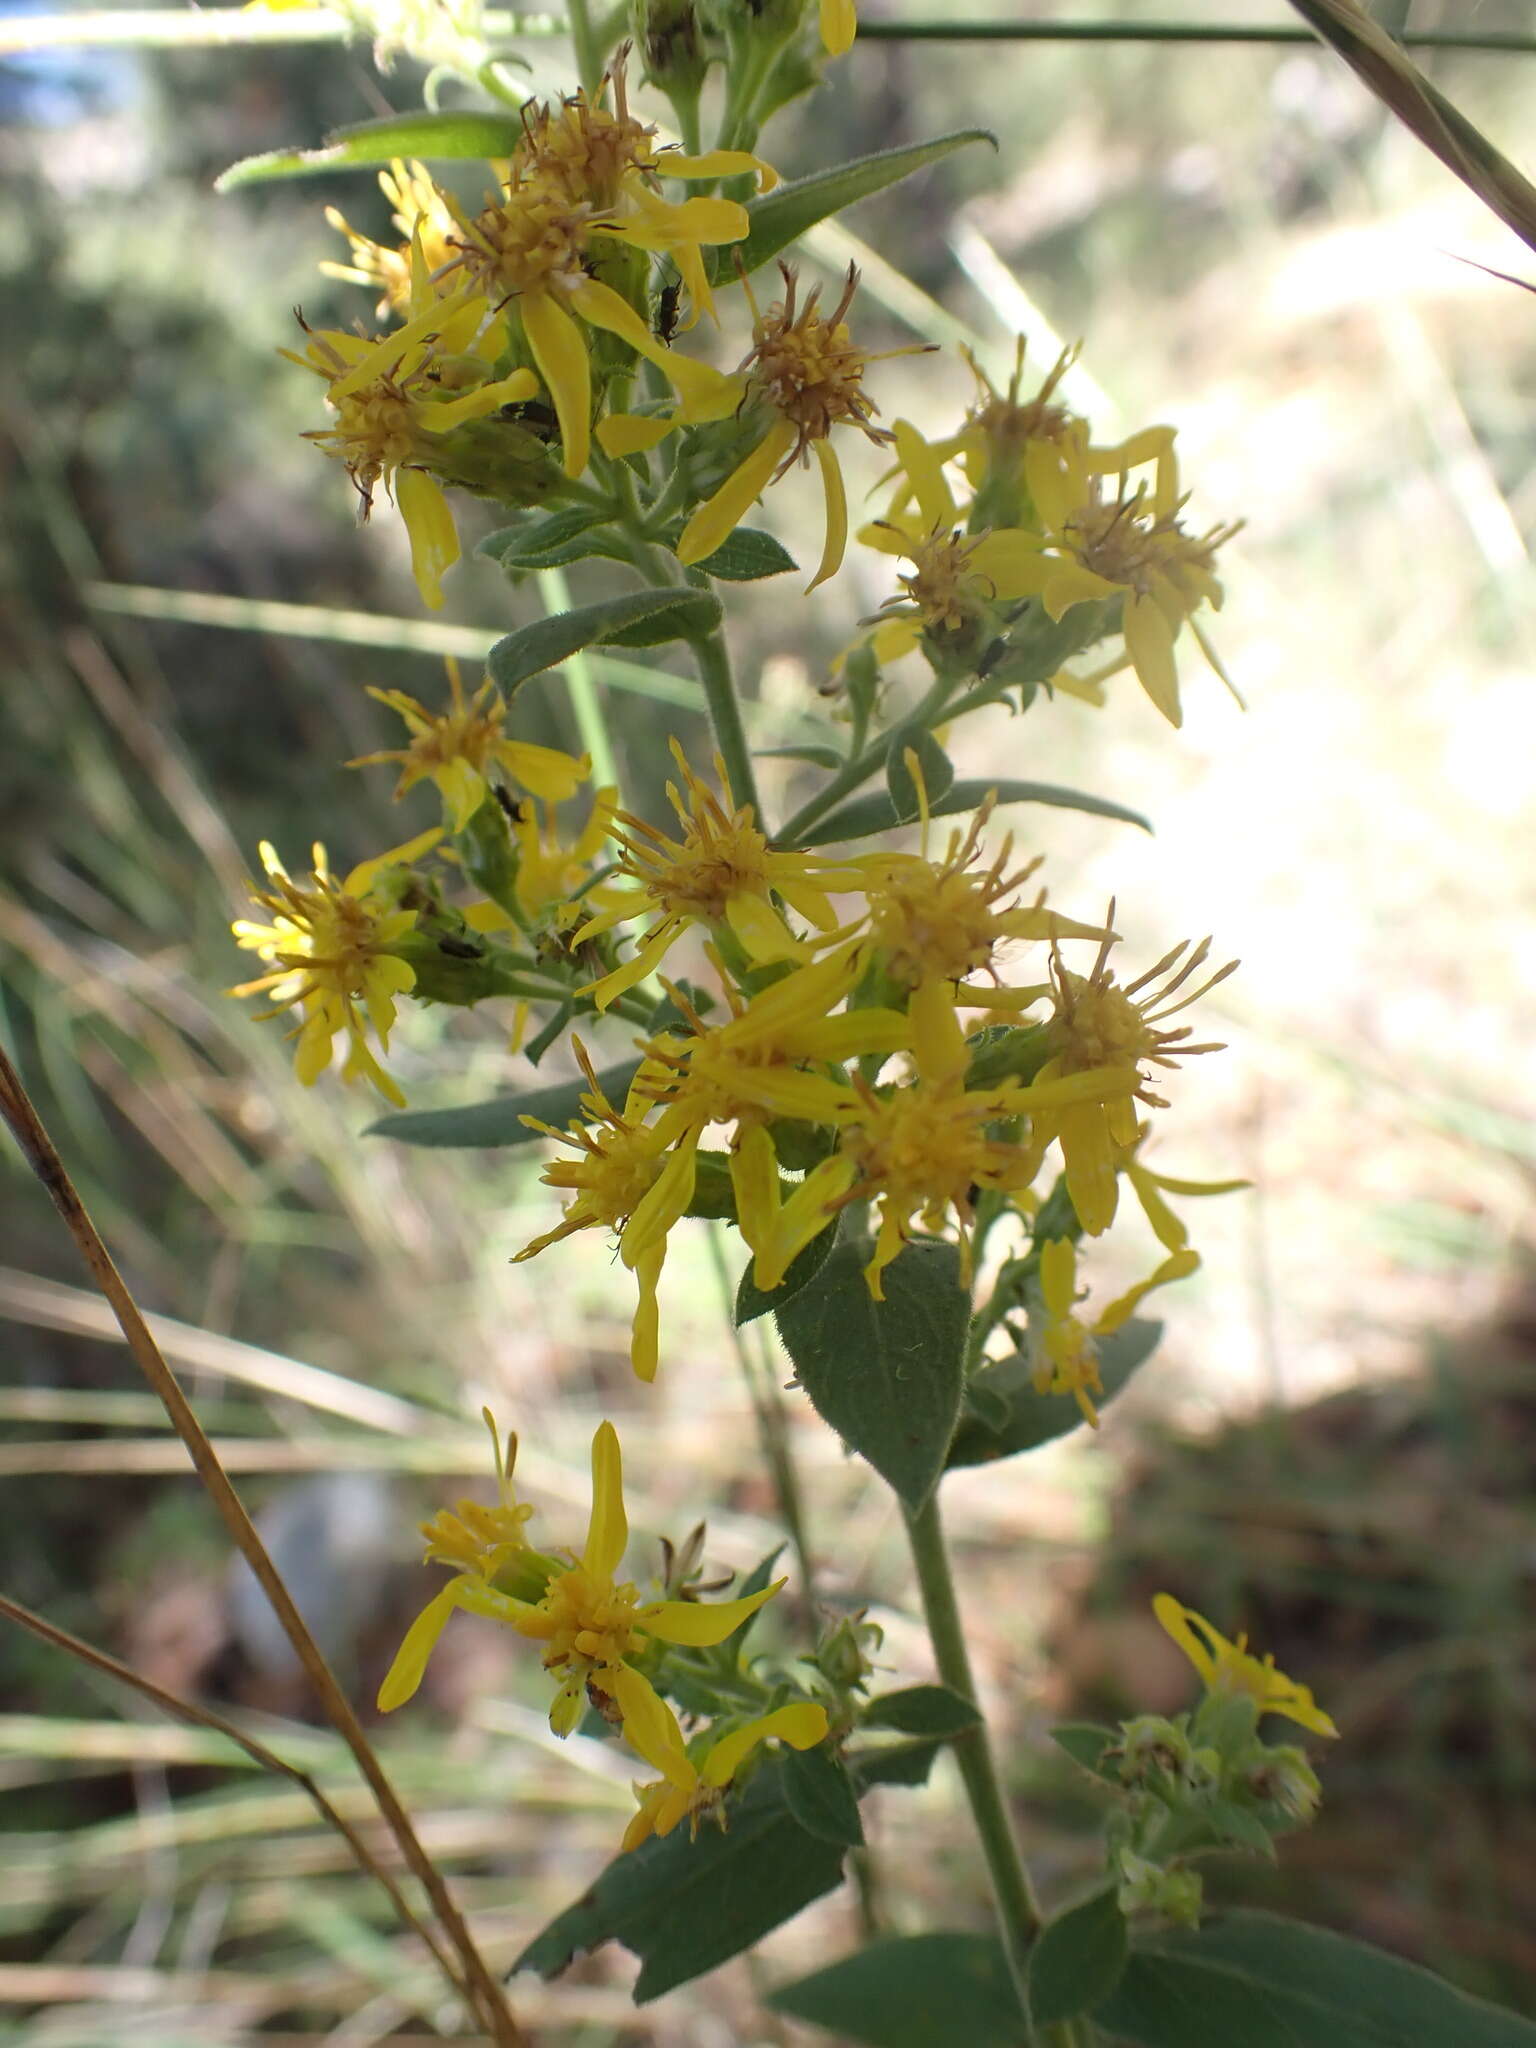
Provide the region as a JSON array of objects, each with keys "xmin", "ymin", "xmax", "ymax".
[{"xmin": 2, "ymin": 1, "xmax": 1535, "ymax": 2040}]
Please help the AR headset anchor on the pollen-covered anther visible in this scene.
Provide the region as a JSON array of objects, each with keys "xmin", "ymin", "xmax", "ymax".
[
  {"xmin": 1048, "ymin": 916, "xmax": 1237, "ymax": 1101},
  {"xmin": 744, "ymin": 261, "xmax": 890, "ymax": 470}
]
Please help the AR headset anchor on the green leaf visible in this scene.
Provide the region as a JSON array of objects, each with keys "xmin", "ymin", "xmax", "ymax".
[
  {"xmin": 488, "ymin": 589, "xmax": 723, "ymax": 695},
  {"xmin": 797, "ymin": 777, "xmax": 1153, "ymax": 847},
  {"xmin": 774, "ymin": 1240, "xmax": 969, "ymax": 1512},
  {"xmin": 736, "ymin": 1219, "xmax": 839, "ymax": 1326},
  {"xmin": 367, "ymin": 1059, "xmax": 640, "ymax": 1148},
  {"xmin": 757, "ymin": 743, "xmax": 846, "ymax": 770},
  {"xmin": 1203, "ymin": 1799, "xmax": 1279, "ymax": 1860},
  {"xmin": 885, "ymin": 724, "xmax": 956, "ymax": 821},
  {"xmin": 657, "ymin": 523, "xmax": 798, "ymax": 581},
  {"xmin": 720, "ymin": 131, "xmax": 996, "ymax": 280},
  {"xmin": 861, "ymin": 1685, "xmax": 980, "ymax": 1739},
  {"xmin": 484, "ymin": 508, "xmax": 625, "ymax": 571},
  {"xmin": 515, "ymin": 1762, "xmax": 845, "ymax": 2005},
  {"xmin": 783, "ymin": 1745, "xmax": 864, "ymax": 1848},
  {"xmin": 947, "ymin": 1319, "xmax": 1163, "ymax": 1468},
  {"xmin": 1050, "ymin": 1723, "xmax": 1120, "ymax": 1783},
  {"xmin": 1098, "ymin": 1913, "xmax": 1536, "ymax": 2047},
  {"xmin": 847, "ymin": 1738, "xmax": 946, "ymax": 1791},
  {"xmin": 1027, "ymin": 1887, "xmax": 1128, "ymax": 2030},
  {"xmin": 768, "ymin": 1933, "xmax": 1022, "ymax": 2047},
  {"xmin": 216, "ymin": 110, "xmax": 525, "ymax": 192}
]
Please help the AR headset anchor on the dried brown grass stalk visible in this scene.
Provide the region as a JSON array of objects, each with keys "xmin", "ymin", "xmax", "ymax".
[
  {"xmin": 1290, "ymin": 0, "xmax": 1536, "ymax": 258},
  {"xmin": 0, "ymin": 1043, "xmax": 524, "ymax": 2046}
]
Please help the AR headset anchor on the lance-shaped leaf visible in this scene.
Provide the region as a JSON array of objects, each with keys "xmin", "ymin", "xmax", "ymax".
[
  {"xmin": 794, "ymin": 777, "xmax": 1152, "ymax": 847},
  {"xmin": 774, "ymin": 1239, "xmax": 968, "ymax": 1511},
  {"xmin": 885, "ymin": 724, "xmax": 955, "ymax": 821},
  {"xmin": 948, "ymin": 1319, "xmax": 1163, "ymax": 1468},
  {"xmin": 368, "ymin": 1060, "xmax": 641, "ymax": 1149},
  {"xmin": 657, "ymin": 523, "xmax": 799, "ymax": 581},
  {"xmin": 716, "ymin": 130, "xmax": 995, "ymax": 280},
  {"xmin": 489, "ymin": 589, "xmax": 723, "ymax": 695},
  {"xmin": 217, "ymin": 109, "xmax": 526, "ymax": 192},
  {"xmin": 1027, "ymin": 1887, "xmax": 1129, "ymax": 2031}
]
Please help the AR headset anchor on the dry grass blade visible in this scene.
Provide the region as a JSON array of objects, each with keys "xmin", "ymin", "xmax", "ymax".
[
  {"xmin": 0, "ymin": 1045, "xmax": 524, "ymax": 2046},
  {"xmin": 1289, "ymin": 0, "xmax": 1536, "ymax": 259},
  {"xmin": 0, "ymin": 1592, "xmax": 461, "ymax": 2004}
]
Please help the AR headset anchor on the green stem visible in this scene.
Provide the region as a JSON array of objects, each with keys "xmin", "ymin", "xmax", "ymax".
[
  {"xmin": 902, "ymin": 1490, "xmax": 1041, "ymax": 2022},
  {"xmin": 563, "ymin": 0, "xmax": 605, "ymax": 97},
  {"xmin": 535, "ymin": 568, "xmax": 617, "ymax": 787},
  {"xmin": 687, "ymin": 626, "xmax": 760, "ymax": 816},
  {"xmin": 775, "ymin": 673, "xmax": 951, "ymax": 847}
]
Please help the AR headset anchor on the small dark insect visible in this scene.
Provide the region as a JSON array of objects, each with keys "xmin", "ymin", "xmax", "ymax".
[
  {"xmin": 654, "ymin": 278, "xmax": 684, "ymax": 347},
  {"xmin": 585, "ymin": 1676, "xmax": 624, "ymax": 1727},
  {"xmin": 501, "ymin": 397, "xmax": 561, "ymax": 443},
  {"xmin": 438, "ymin": 933, "xmax": 486, "ymax": 960},
  {"xmin": 494, "ymin": 786, "xmax": 529, "ymax": 825}
]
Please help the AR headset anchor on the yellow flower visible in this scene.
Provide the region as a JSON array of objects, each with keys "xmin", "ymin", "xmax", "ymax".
[
  {"xmin": 1032, "ymin": 1236, "xmax": 1198, "ymax": 1426},
  {"xmin": 322, "ymin": 159, "xmax": 463, "ymax": 319},
  {"xmin": 285, "ymin": 279, "xmax": 539, "ymax": 607},
  {"xmin": 379, "ymin": 1421, "xmax": 784, "ymax": 1735},
  {"xmin": 438, "ymin": 69, "xmax": 758, "ymax": 476},
  {"xmin": 1153, "ymin": 1593, "xmax": 1339, "ymax": 1740},
  {"xmin": 417, "ymin": 1408, "xmax": 540, "ymax": 1581},
  {"xmin": 834, "ymin": 979, "xmax": 1135, "ymax": 1297},
  {"xmin": 350, "ymin": 657, "xmax": 590, "ymax": 831},
  {"xmin": 1008, "ymin": 423, "xmax": 1240, "ymax": 726},
  {"xmin": 951, "ymin": 337, "xmax": 1084, "ymax": 508},
  {"xmin": 1033, "ymin": 921, "xmax": 1236, "ymax": 1236},
  {"xmin": 616, "ymin": 1680, "xmax": 830, "ymax": 1852},
  {"xmin": 676, "ymin": 263, "xmax": 922, "ymax": 591},
  {"xmin": 512, "ymin": 1044, "xmax": 684, "ymax": 1381},
  {"xmin": 820, "ymin": 0, "xmax": 857, "ymax": 56},
  {"xmin": 229, "ymin": 827, "xmax": 441, "ymax": 1105},
  {"xmin": 575, "ymin": 742, "xmax": 862, "ymax": 1009}
]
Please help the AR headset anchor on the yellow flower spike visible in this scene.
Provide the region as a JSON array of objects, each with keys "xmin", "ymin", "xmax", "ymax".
[
  {"xmin": 229, "ymin": 829, "xmax": 441, "ymax": 1104},
  {"xmin": 1153, "ymin": 1594, "xmax": 1339, "ymax": 1740},
  {"xmin": 617, "ymin": 1683, "xmax": 831, "ymax": 1853}
]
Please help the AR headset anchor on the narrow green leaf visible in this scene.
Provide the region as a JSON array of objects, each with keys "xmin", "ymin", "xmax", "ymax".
[
  {"xmin": 485, "ymin": 507, "xmax": 608, "ymax": 569},
  {"xmin": 783, "ymin": 1745, "xmax": 864, "ymax": 1848},
  {"xmin": 216, "ymin": 110, "xmax": 525, "ymax": 192},
  {"xmin": 721, "ymin": 130, "xmax": 996, "ymax": 279},
  {"xmin": 947, "ymin": 1320, "xmax": 1163, "ymax": 1468},
  {"xmin": 797, "ymin": 776, "xmax": 1153, "ymax": 847},
  {"xmin": 1204, "ymin": 1799, "xmax": 1279, "ymax": 1860},
  {"xmin": 488, "ymin": 589, "xmax": 722, "ymax": 695},
  {"xmin": 1027, "ymin": 1887, "xmax": 1128, "ymax": 2029},
  {"xmin": 756, "ymin": 743, "xmax": 846, "ymax": 770},
  {"xmin": 1098, "ymin": 1912, "xmax": 1536, "ymax": 2048},
  {"xmin": 367, "ymin": 1059, "xmax": 640, "ymax": 1148},
  {"xmin": 774, "ymin": 1239, "xmax": 969, "ymax": 1512},
  {"xmin": 657, "ymin": 523, "xmax": 798, "ymax": 581},
  {"xmin": 515, "ymin": 1762, "xmax": 845, "ymax": 2005},
  {"xmin": 861, "ymin": 1685, "xmax": 980, "ymax": 1739},
  {"xmin": 768, "ymin": 1933, "xmax": 1022, "ymax": 2047},
  {"xmin": 885, "ymin": 723, "xmax": 956, "ymax": 821},
  {"xmin": 1050, "ymin": 1723, "xmax": 1120, "ymax": 1783},
  {"xmin": 736, "ymin": 1219, "xmax": 839, "ymax": 1326}
]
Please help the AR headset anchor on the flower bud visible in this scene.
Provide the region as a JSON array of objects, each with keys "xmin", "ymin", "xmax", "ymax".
[
  {"xmin": 816, "ymin": 1610, "xmax": 883, "ymax": 1694},
  {"xmin": 632, "ymin": 0, "xmax": 710, "ymax": 97},
  {"xmin": 1115, "ymin": 1847, "xmax": 1203, "ymax": 1927},
  {"xmin": 1243, "ymin": 1744, "xmax": 1322, "ymax": 1824}
]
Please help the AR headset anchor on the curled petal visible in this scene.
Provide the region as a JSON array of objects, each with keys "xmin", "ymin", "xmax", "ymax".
[
  {"xmin": 641, "ymin": 1578, "xmax": 784, "ymax": 1647},
  {"xmin": 703, "ymin": 1701, "xmax": 830, "ymax": 1787},
  {"xmin": 808, "ymin": 438, "xmax": 849, "ymax": 592},
  {"xmin": 377, "ymin": 1582, "xmax": 468, "ymax": 1712}
]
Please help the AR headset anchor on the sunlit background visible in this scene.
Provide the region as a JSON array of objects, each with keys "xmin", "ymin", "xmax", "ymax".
[{"xmin": 3, "ymin": 1, "xmax": 1535, "ymax": 2039}]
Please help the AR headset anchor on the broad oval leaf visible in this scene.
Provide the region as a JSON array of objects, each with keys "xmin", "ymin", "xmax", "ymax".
[
  {"xmin": 782, "ymin": 1744, "xmax": 864, "ymax": 1848},
  {"xmin": 1027, "ymin": 1886, "xmax": 1129, "ymax": 2030},
  {"xmin": 768, "ymin": 1932, "xmax": 1022, "ymax": 2047},
  {"xmin": 217, "ymin": 110, "xmax": 525, "ymax": 192},
  {"xmin": 658, "ymin": 523, "xmax": 799, "ymax": 581},
  {"xmin": 367, "ymin": 1058, "xmax": 640, "ymax": 1148},
  {"xmin": 488, "ymin": 589, "xmax": 722, "ymax": 694},
  {"xmin": 1097, "ymin": 1911, "xmax": 1536, "ymax": 2048},
  {"xmin": 861, "ymin": 1685, "xmax": 980, "ymax": 1739},
  {"xmin": 719, "ymin": 130, "xmax": 996, "ymax": 279},
  {"xmin": 885, "ymin": 723, "xmax": 955, "ymax": 821},
  {"xmin": 736, "ymin": 1219, "xmax": 840, "ymax": 1326},
  {"xmin": 794, "ymin": 776, "xmax": 1152, "ymax": 847},
  {"xmin": 947, "ymin": 1318, "xmax": 1163, "ymax": 1468},
  {"xmin": 774, "ymin": 1238, "xmax": 969, "ymax": 1511}
]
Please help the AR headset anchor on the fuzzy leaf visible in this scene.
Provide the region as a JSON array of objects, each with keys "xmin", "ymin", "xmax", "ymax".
[
  {"xmin": 797, "ymin": 777, "xmax": 1152, "ymax": 847},
  {"xmin": 774, "ymin": 1239, "xmax": 969, "ymax": 1512},
  {"xmin": 768, "ymin": 1933, "xmax": 1022, "ymax": 2047},
  {"xmin": 948, "ymin": 1320, "xmax": 1163, "ymax": 1468},
  {"xmin": 367, "ymin": 1059, "xmax": 640, "ymax": 1148},
  {"xmin": 1097, "ymin": 1912, "xmax": 1536, "ymax": 2048},
  {"xmin": 658, "ymin": 523, "xmax": 799, "ymax": 581},
  {"xmin": 217, "ymin": 110, "xmax": 524, "ymax": 192},
  {"xmin": 736, "ymin": 1219, "xmax": 840, "ymax": 1326},
  {"xmin": 488, "ymin": 589, "xmax": 722, "ymax": 695},
  {"xmin": 719, "ymin": 130, "xmax": 996, "ymax": 279},
  {"xmin": 1027, "ymin": 1887, "xmax": 1129, "ymax": 2029},
  {"xmin": 861, "ymin": 1685, "xmax": 981, "ymax": 1739},
  {"xmin": 483, "ymin": 508, "xmax": 626, "ymax": 571}
]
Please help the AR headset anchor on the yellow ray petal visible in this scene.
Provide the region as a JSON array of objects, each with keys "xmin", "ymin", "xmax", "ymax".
[
  {"xmin": 677, "ymin": 418, "xmax": 796, "ymax": 566},
  {"xmin": 808, "ymin": 439, "xmax": 849, "ymax": 592},
  {"xmin": 642, "ymin": 1578, "xmax": 783, "ymax": 1646},
  {"xmin": 583, "ymin": 1421, "xmax": 628, "ymax": 1580},
  {"xmin": 521, "ymin": 289, "xmax": 591, "ymax": 479}
]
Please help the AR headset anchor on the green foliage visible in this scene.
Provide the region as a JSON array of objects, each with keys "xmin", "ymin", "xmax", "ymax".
[
  {"xmin": 368, "ymin": 1059, "xmax": 641, "ymax": 1148},
  {"xmin": 215, "ymin": 110, "xmax": 526, "ymax": 191},
  {"xmin": 782, "ymin": 1744, "xmax": 864, "ymax": 1847},
  {"xmin": 721, "ymin": 131, "xmax": 997, "ymax": 279},
  {"xmin": 515, "ymin": 1761, "xmax": 846, "ymax": 2005},
  {"xmin": 773, "ymin": 1240, "xmax": 969, "ymax": 1511},
  {"xmin": 1026, "ymin": 1886, "xmax": 1128, "ymax": 2030},
  {"xmin": 481, "ymin": 509, "xmax": 630, "ymax": 572},
  {"xmin": 735, "ymin": 1219, "xmax": 839, "ymax": 1324},
  {"xmin": 657, "ymin": 524, "xmax": 799, "ymax": 580},
  {"xmin": 948, "ymin": 1319, "xmax": 1164, "ymax": 1467},
  {"xmin": 488, "ymin": 590, "xmax": 723, "ymax": 695},
  {"xmin": 767, "ymin": 1932, "xmax": 1022, "ymax": 2047},
  {"xmin": 798, "ymin": 777, "xmax": 1153, "ymax": 846},
  {"xmin": 861, "ymin": 1685, "xmax": 981, "ymax": 1738},
  {"xmin": 1050, "ymin": 1723, "xmax": 1120, "ymax": 1782},
  {"xmin": 1098, "ymin": 1912, "xmax": 1536, "ymax": 2048},
  {"xmin": 885, "ymin": 724, "xmax": 956, "ymax": 820}
]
